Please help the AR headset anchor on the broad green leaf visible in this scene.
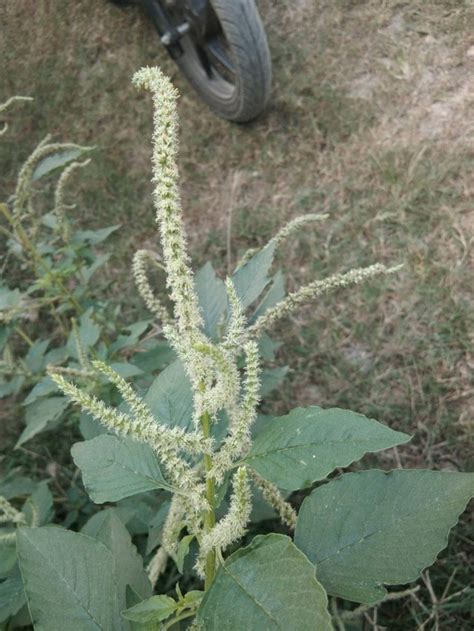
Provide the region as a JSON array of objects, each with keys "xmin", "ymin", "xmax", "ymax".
[
  {"xmin": 0, "ymin": 544, "xmax": 17, "ymax": 578},
  {"xmin": 0, "ymin": 375, "xmax": 25, "ymax": 398},
  {"xmin": 81, "ymin": 253, "xmax": 110, "ymax": 283},
  {"xmin": 81, "ymin": 508, "xmax": 132, "ymax": 538},
  {"xmin": 257, "ymin": 332, "xmax": 281, "ymax": 361},
  {"xmin": 16, "ymin": 396, "xmax": 69, "ymax": 447},
  {"xmin": 243, "ymin": 407, "xmax": 411, "ymax": 490},
  {"xmin": 195, "ymin": 262, "xmax": 227, "ymax": 339},
  {"xmin": 0, "ymin": 569, "xmax": 25, "ymax": 623},
  {"xmin": 79, "ymin": 411, "xmax": 107, "ymax": 440},
  {"xmin": 0, "ymin": 285, "xmax": 22, "ymax": 310},
  {"xmin": 17, "ymin": 527, "xmax": 120, "ymax": 630},
  {"xmin": 131, "ymin": 341, "xmax": 175, "ymax": 373},
  {"xmin": 259, "ymin": 366, "xmax": 288, "ymax": 397},
  {"xmin": 232, "ymin": 242, "xmax": 276, "ymax": 309},
  {"xmin": 41, "ymin": 210, "xmax": 59, "ymax": 229},
  {"xmin": 144, "ymin": 360, "xmax": 193, "ymax": 430},
  {"xmin": 72, "ymin": 435, "xmax": 175, "ymax": 503},
  {"xmin": 173, "ymin": 534, "xmax": 194, "ymax": 573},
  {"xmin": 122, "ymin": 595, "xmax": 177, "ymax": 624},
  {"xmin": 0, "ymin": 325, "xmax": 11, "ymax": 351},
  {"xmin": 32, "ymin": 147, "xmax": 92, "ymax": 180},
  {"xmin": 116, "ymin": 493, "xmax": 165, "ymax": 536},
  {"xmin": 94, "ymin": 512, "xmax": 151, "ymax": 613},
  {"xmin": 295, "ymin": 469, "xmax": 474, "ymax": 604},
  {"xmin": 22, "ymin": 481, "xmax": 53, "ymax": 526},
  {"xmin": 24, "ymin": 339, "xmax": 49, "ymax": 373},
  {"xmin": 23, "ymin": 376, "xmax": 57, "ymax": 405},
  {"xmin": 73, "ymin": 224, "xmax": 120, "ymax": 245},
  {"xmin": 251, "ymin": 270, "xmax": 285, "ymax": 322},
  {"xmin": 77, "ymin": 309, "xmax": 101, "ymax": 350},
  {"xmin": 182, "ymin": 590, "xmax": 203, "ymax": 608},
  {"xmin": 109, "ymin": 362, "xmax": 144, "ymax": 378},
  {"xmin": 0, "ymin": 472, "xmax": 35, "ymax": 500},
  {"xmin": 43, "ymin": 345, "xmax": 69, "ymax": 366},
  {"xmin": 110, "ymin": 320, "xmax": 153, "ymax": 354},
  {"xmin": 197, "ymin": 534, "xmax": 332, "ymax": 630}
]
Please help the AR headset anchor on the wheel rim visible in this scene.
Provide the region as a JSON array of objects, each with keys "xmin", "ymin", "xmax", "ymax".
[{"xmin": 168, "ymin": 2, "xmax": 238, "ymax": 100}]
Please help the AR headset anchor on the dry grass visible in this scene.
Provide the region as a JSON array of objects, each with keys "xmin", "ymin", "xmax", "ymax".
[{"xmin": 1, "ymin": 0, "xmax": 473, "ymax": 628}]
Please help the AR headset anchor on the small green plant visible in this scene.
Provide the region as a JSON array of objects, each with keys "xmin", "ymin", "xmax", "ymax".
[
  {"xmin": 0, "ymin": 96, "xmax": 172, "ymax": 450},
  {"xmin": 1, "ymin": 69, "xmax": 473, "ymax": 630}
]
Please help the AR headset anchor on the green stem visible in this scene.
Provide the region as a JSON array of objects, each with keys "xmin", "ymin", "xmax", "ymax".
[
  {"xmin": 162, "ymin": 609, "xmax": 197, "ymax": 631},
  {"xmin": 201, "ymin": 409, "xmax": 216, "ymax": 590},
  {"xmin": 15, "ymin": 326, "xmax": 34, "ymax": 347}
]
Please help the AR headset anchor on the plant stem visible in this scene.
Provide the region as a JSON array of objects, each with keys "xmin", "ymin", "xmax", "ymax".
[
  {"xmin": 15, "ymin": 326, "xmax": 34, "ymax": 347},
  {"xmin": 200, "ymin": 409, "xmax": 216, "ymax": 590},
  {"xmin": 162, "ymin": 609, "xmax": 197, "ymax": 630}
]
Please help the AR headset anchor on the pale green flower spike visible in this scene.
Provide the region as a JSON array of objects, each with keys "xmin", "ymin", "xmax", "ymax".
[
  {"xmin": 249, "ymin": 263, "xmax": 403, "ymax": 337},
  {"xmin": 209, "ymin": 341, "xmax": 261, "ymax": 484},
  {"xmin": 192, "ymin": 342, "xmax": 240, "ymax": 423},
  {"xmin": 0, "ymin": 495, "xmax": 26, "ymax": 543},
  {"xmin": 133, "ymin": 249, "xmax": 171, "ymax": 324},
  {"xmin": 161, "ymin": 495, "xmax": 186, "ymax": 556},
  {"xmin": 196, "ymin": 466, "xmax": 251, "ymax": 578},
  {"xmin": 0, "ymin": 496, "xmax": 26, "ymax": 525},
  {"xmin": 146, "ymin": 546, "xmax": 168, "ymax": 587},
  {"xmin": 249, "ymin": 469, "xmax": 297, "ymax": 530},
  {"xmin": 53, "ymin": 158, "xmax": 91, "ymax": 242},
  {"xmin": 0, "ymin": 96, "xmax": 33, "ymax": 135},
  {"xmin": 269, "ymin": 212, "xmax": 329, "ymax": 248},
  {"xmin": 0, "ymin": 532, "xmax": 16, "ymax": 544},
  {"xmin": 132, "ymin": 67, "xmax": 203, "ymax": 341},
  {"xmin": 222, "ymin": 277, "xmax": 247, "ymax": 352}
]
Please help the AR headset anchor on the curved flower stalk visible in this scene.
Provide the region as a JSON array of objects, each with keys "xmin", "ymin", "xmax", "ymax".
[
  {"xmin": 0, "ymin": 96, "xmax": 33, "ymax": 136},
  {"xmin": 132, "ymin": 249, "xmax": 171, "ymax": 324},
  {"xmin": 53, "ymin": 158, "xmax": 91, "ymax": 242},
  {"xmin": 196, "ymin": 466, "xmax": 251, "ymax": 578},
  {"xmin": 249, "ymin": 469, "xmax": 297, "ymax": 530},
  {"xmin": 54, "ymin": 66, "xmax": 402, "ymax": 592},
  {"xmin": 248, "ymin": 262, "xmax": 403, "ymax": 339},
  {"xmin": 222, "ymin": 277, "xmax": 247, "ymax": 352},
  {"xmin": 147, "ymin": 546, "xmax": 168, "ymax": 587},
  {"xmin": 209, "ymin": 341, "xmax": 261, "ymax": 484},
  {"xmin": 269, "ymin": 212, "xmax": 328, "ymax": 248},
  {"xmin": 132, "ymin": 67, "xmax": 203, "ymax": 343}
]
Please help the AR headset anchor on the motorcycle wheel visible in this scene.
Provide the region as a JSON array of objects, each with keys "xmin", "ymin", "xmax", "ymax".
[{"xmin": 161, "ymin": 1, "xmax": 272, "ymax": 122}]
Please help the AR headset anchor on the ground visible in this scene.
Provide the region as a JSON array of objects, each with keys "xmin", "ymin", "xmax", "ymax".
[{"xmin": 1, "ymin": 1, "xmax": 473, "ymax": 628}]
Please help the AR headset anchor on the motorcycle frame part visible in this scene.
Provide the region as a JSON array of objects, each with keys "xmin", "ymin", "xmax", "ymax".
[{"xmin": 141, "ymin": 0, "xmax": 210, "ymax": 59}]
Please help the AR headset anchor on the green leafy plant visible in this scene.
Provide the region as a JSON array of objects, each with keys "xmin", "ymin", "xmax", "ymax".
[
  {"xmin": 0, "ymin": 96, "xmax": 173, "ymax": 450},
  {"xmin": 1, "ymin": 69, "xmax": 472, "ymax": 630}
]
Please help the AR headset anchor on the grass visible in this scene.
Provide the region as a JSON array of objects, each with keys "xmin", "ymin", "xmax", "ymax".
[{"xmin": 1, "ymin": 0, "xmax": 473, "ymax": 628}]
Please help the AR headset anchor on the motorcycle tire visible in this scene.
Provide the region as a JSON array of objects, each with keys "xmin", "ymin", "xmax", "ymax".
[{"xmin": 167, "ymin": 1, "xmax": 272, "ymax": 122}]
